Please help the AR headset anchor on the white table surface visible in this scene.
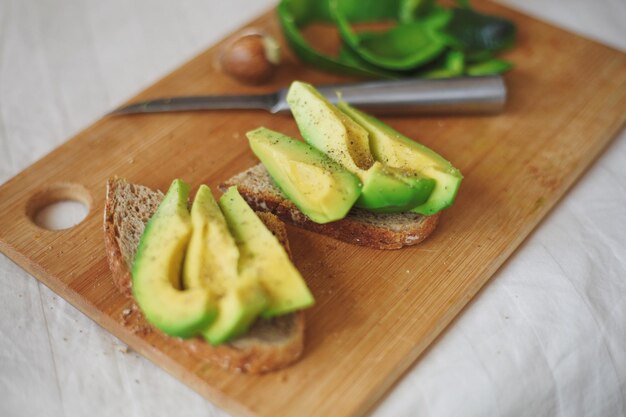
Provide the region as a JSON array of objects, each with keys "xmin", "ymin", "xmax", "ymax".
[{"xmin": 1, "ymin": 1, "xmax": 625, "ymax": 416}]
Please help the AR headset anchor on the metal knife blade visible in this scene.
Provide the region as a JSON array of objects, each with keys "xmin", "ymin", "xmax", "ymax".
[{"xmin": 110, "ymin": 76, "xmax": 506, "ymax": 116}]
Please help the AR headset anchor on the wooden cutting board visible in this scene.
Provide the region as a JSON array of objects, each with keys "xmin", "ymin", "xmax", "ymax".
[{"xmin": 1, "ymin": 1, "xmax": 625, "ymax": 416}]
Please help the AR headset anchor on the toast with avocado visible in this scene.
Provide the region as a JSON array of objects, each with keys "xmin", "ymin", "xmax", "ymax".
[
  {"xmin": 220, "ymin": 80, "xmax": 460, "ymax": 249},
  {"xmin": 104, "ymin": 177, "xmax": 309, "ymax": 373},
  {"xmin": 220, "ymin": 164, "xmax": 440, "ymax": 250}
]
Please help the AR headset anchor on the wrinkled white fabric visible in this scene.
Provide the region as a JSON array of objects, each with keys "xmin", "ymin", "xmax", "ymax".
[{"xmin": 0, "ymin": 1, "xmax": 624, "ymax": 416}]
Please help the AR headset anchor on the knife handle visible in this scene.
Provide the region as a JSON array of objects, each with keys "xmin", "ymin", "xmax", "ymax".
[{"xmin": 274, "ymin": 76, "xmax": 506, "ymax": 115}]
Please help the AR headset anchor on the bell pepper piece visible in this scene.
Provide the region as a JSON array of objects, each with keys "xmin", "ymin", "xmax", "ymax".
[
  {"xmin": 332, "ymin": 0, "xmax": 448, "ymax": 71},
  {"xmin": 418, "ymin": 50, "xmax": 465, "ymax": 78},
  {"xmin": 277, "ymin": 0, "xmax": 397, "ymax": 78},
  {"xmin": 443, "ymin": 8, "xmax": 517, "ymax": 58},
  {"xmin": 466, "ymin": 58, "xmax": 513, "ymax": 76},
  {"xmin": 276, "ymin": 0, "xmax": 516, "ymax": 79}
]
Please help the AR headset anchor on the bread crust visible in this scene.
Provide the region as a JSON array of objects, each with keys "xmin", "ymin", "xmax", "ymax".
[
  {"xmin": 184, "ymin": 312, "xmax": 304, "ymax": 373},
  {"xmin": 103, "ymin": 178, "xmax": 305, "ymax": 374},
  {"xmin": 221, "ymin": 164, "xmax": 441, "ymax": 250},
  {"xmin": 104, "ymin": 177, "xmax": 134, "ymax": 298}
]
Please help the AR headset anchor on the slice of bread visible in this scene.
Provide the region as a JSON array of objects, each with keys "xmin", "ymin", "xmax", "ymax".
[
  {"xmin": 104, "ymin": 177, "xmax": 305, "ymax": 373},
  {"xmin": 220, "ymin": 164, "xmax": 441, "ymax": 250}
]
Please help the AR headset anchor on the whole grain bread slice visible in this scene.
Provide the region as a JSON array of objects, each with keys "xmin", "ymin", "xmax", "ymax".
[
  {"xmin": 103, "ymin": 177, "xmax": 304, "ymax": 373},
  {"xmin": 220, "ymin": 164, "xmax": 440, "ymax": 250}
]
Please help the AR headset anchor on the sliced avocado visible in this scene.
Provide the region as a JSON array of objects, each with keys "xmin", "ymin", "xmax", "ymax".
[
  {"xmin": 219, "ymin": 187, "xmax": 315, "ymax": 318},
  {"xmin": 287, "ymin": 80, "xmax": 373, "ymax": 175},
  {"xmin": 183, "ymin": 185, "xmax": 238, "ymax": 292},
  {"xmin": 286, "ymin": 81, "xmax": 435, "ymax": 212},
  {"xmin": 132, "ymin": 179, "xmax": 214, "ymax": 338},
  {"xmin": 183, "ymin": 185, "xmax": 267, "ymax": 344},
  {"xmin": 360, "ymin": 162, "xmax": 436, "ymax": 213},
  {"xmin": 338, "ymin": 102, "xmax": 463, "ymax": 215},
  {"xmin": 248, "ymin": 127, "xmax": 361, "ymax": 224},
  {"xmin": 202, "ymin": 273, "xmax": 268, "ymax": 345}
]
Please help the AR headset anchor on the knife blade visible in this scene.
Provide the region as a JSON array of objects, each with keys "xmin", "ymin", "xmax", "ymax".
[{"xmin": 110, "ymin": 76, "xmax": 506, "ymax": 116}]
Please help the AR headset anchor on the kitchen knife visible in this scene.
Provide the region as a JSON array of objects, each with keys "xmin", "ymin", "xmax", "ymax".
[{"xmin": 110, "ymin": 76, "xmax": 506, "ymax": 116}]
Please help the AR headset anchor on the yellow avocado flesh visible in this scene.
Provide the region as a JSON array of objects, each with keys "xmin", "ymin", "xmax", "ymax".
[
  {"xmin": 219, "ymin": 187, "xmax": 315, "ymax": 317},
  {"xmin": 287, "ymin": 81, "xmax": 438, "ymax": 212},
  {"xmin": 287, "ymin": 81, "xmax": 373, "ymax": 174},
  {"xmin": 132, "ymin": 180, "xmax": 214, "ymax": 338},
  {"xmin": 248, "ymin": 127, "xmax": 361, "ymax": 224},
  {"xmin": 183, "ymin": 185, "xmax": 238, "ymax": 293},
  {"xmin": 202, "ymin": 272, "xmax": 268, "ymax": 345},
  {"xmin": 183, "ymin": 185, "xmax": 268, "ymax": 344},
  {"xmin": 338, "ymin": 102, "xmax": 463, "ymax": 215}
]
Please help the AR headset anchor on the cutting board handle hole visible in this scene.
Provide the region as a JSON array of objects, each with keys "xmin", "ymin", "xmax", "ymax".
[{"xmin": 26, "ymin": 183, "xmax": 92, "ymax": 231}]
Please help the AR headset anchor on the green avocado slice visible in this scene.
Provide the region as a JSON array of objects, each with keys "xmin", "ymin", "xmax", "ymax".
[
  {"xmin": 359, "ymin": 162, "xmax": 435, "ymax": 213},
  {"xmin": 287, "ymin": 80, "xmax": 373, "ymax": 175},
  {"xmin": 132, "ymin": 179, "xmax": 215, "ymax": 338},
  {"xmin": 202, "ymin": 274, "xmax": 268, "ymax": 345},
  {"xmin": 338, "ymin": 102, "xmax": 463, "ymax": 215},
  {"xmin": 248, "ymin": 127, "xmax": 361, "ymax": 224},
  {"xmin": 286, "ymin": 80, "xmax": 436, "ymax": 213},
  {"xmin": 219, "ymin": 187, "xmax": 315, "ymax": 318},
  {"xmin": 183, "ymin": 185, "xmax": 268, "ymax": 345}
]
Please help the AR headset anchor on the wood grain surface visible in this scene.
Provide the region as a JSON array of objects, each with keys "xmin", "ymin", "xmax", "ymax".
[{"xmin": 1, "ymin": 2, "xmax": 625, "ymax": 417}]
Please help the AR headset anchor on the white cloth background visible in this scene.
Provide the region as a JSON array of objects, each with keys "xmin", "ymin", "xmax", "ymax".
[{"xmin": 1, "ymin": 1, "xmax": 624, "ymax": 416}]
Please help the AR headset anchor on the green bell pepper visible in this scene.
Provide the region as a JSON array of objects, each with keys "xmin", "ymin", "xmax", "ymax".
[
  {"xmin": 466, "ymin": 58, "xmax": 513, "ymax": 75},
  {"xmin": 333, "ymin": 1, "xmax": 448, "ymax": 71},
  {"xmin": 276, "ymin": 0, "xmax": 516, "ymax": 79},
  {"xmin": 277, "ymin": 0, "xmax": 396, "ymax": 78}
]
